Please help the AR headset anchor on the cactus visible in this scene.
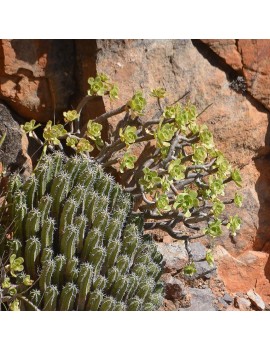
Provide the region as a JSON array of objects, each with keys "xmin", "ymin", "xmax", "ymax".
[{"xmin": 4, "ymin": 152, "xmax": 164, "ymax": 311}]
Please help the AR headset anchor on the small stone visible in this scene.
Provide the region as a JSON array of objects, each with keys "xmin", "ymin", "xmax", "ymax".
[
  {"xmin": 235, "ymin": 292, "xmax": 245, "ymax": 298},
  {"xmin": 157, "ymin": 243, "xmax": 188, "ymax": 273},
  {"xmin": 161, "ymin": 274, "xmax": 187, "ymax": 300},
  {"xmin": 264, "ymin": 303, "xmax": 270, "ymax": 311},
  {"xmin": 162, "ymin": 235, "xmax": 175, "ymax": 244},
  {"xmin": 234, "ymin": 296, "xmax": 251, "ymax": 311},
  {"xmin": 222, "ymin": 293, "xmax": 233, "ymax": 305},
  {"xmin": 160, "ymin": 299, "xmax": 177, "ymax": 311},
  {"xmin": 190, "ymin": 242, "xmax": 207, "ymax": 261},
  {"xmin": 247, "ymin": 290, "xmax": 265, "ymax": 311},
  {"xmin": 179, "ymin": 288, "xmax": 217, "ymax": 311},
  {"xmin": 226, "ymin": 305, "xmax": 239, "ymax": 311},
  {"xmin": 194, "ymin": 261, "xmax": 216, "ymax": 279},
  {"xmin": 218, "ymin": 297, "xmax": 228, "ymax": 307}
]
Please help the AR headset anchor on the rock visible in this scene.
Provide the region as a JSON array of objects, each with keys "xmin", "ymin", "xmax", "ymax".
[
  {"xmin": 162, "ymin": 234, "xmax": 175, "ymax": 244},
  {"xmin": 72, "ymin": 40, "xmax": 107, "ymax": 129},
  {"xmin": 218, "ymin": 297, "xmax": 228, "ymax": 308},
  {"xmin": 157, "ymin": 242, "xmax": 188, "ymax": 274},
  {"xmin": 235, "ymin": 292, "xmax": 245, "ymax": 298},
  {"xmin": 226, "ymin": 305, "xmax": 240, "ymax": 311},
  {"xmin": 161, "ymin": 273, "xmax": 187, "ymax": 300},
  {"xmin": 203, "ymin": 39, "xmax": 270, "ymax": 114},
  {"xmin": 215, "ymin": 245, "xmax": 270, "ymax": 302},
  {"xmin": 194, "ymin": 261, "xmax": 216, "ymax": 279},
  {"xmin": 201, "ymin": 40, "xmax": 243, "ymax": 71},
  {"xmin": 0, "ymin": 104, "xmax": 32, "ymax": 177},
  {"xmin": 238, "ymin": 39, "xmax": 270, "ymax": 110},
  {"xmin": 234, "ymin": 296, "xmax": 251, "ymax": 311},
  {"xmin": 222, "ymin": 293, "xmax": 234, "ymax": 305},
  {"xmin": 179, "ymin": 288, "xmax": 217, "ymax": 311},
  {"xmin": 0, "ymin": 39, "xmax": 75, "ymax": 122},
  {"xmin": 247, "ymin": 290, "xmax": 265, "ymax": 311},
  {"xmin": 160, "ymin": 299, "xmax": 177, "ymax": 311},
  {"xmin": 264, "ymin": 303, "xmax": 270, "ymax": 311},
  {"xmin": 190, "ymin": 242, "xmax": 207, "ymax": 261}
]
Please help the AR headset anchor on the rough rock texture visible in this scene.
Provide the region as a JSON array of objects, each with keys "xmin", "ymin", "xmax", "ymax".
[
  {"xmin": 0, "ymin": 39, "xmax": 75, "ymax": 122},
  {"xmin": 73, "ymin": 40, "xmax": 106, "ymax": 128},
  {"xmin": 1, "ymin": 39, "xmax": 270, "ymax": 308},
  {"xmin": 190, "ymin": 242, "xmax": 207, "ymax": 262},
  {"xmin": 202, "ymin": 39, "xmax": 270, "ymax": 111},
  {"xmin": 201, "ymin": 40, "xmax": 243, "ymax": 71},
  {"xmin": 247, "ymin": 289, "xmax": 265, "ymax": 310},
  {"xmin": 158, "ymin": 238, "xmax": 227, "ymax": 311},
  {"xmin": 0, "ymin": 103, "xmax": 32, "ymax": 176},
  {"xmin": 161, "ymin": 274, "xmax": 187, "ymax": 300},
  {"xmin": 179, "ymin": 288, "xmax": 217, "ymax": 311},
  {"xmin": 157, "ymin": 242, "xmax": 188, "ymax": 273},
  {"xmin": 234, "ymin": 296, "xmax": 251, "ymax": 311},
  {"xmin": 215, "ymin": 245, "xmax": 270, "ymax": 301},
  {"xmin": 222, "ymin": 293, "xmax": 234, "ymax": 305}
]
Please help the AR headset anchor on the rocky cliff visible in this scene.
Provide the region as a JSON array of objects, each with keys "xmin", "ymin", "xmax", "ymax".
[{"xmin": 1, "ymin": 39, "xmax": 269, "ymax": 309}]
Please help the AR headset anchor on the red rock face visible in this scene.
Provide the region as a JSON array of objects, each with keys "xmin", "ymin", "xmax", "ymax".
[
  {"xmin": 201, "ymin": 39, "xmax": 270, "ymax": 300},
  {"xmin": 215, "ymin": 245, "xmax": 270, "ymax": 303},
  {"xmin": 201, "ymin": 39, "xmax": 243, "ymax": 71},
  {"xmin": 238, "ymin": 40, "xmax": 270, "ymax": 119},
  {"xmin": 202, "ymin": 39, "xmax": 270, "ymax": 111},
  {"xmin": 0, "ymin": 39, "xmax": 75, "ymax": 122}
]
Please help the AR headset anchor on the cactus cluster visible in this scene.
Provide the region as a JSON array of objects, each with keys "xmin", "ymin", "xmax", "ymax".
[{"xmin": 4, "ymin": 152, "xmax": 164, "ymax": 311}]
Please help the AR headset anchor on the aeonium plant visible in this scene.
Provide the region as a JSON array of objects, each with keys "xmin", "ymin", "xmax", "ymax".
[
  {"xmin": 0, "ymin": 253, "xmax": 35, "ymax": 311},
  {"xmin": 21, "ymin": 73, "xmax": 243, "ymax": 276}
]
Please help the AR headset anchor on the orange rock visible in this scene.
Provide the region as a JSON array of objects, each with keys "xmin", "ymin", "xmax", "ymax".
[
  {"xmin": 0, "ymin": 39, "xmax": 75, "ymax": 123},
  {"xmin": 203, "ymin": 39, "xmax": 270, "ymax": 111},
  {"xmin": 162, "ymin": 235, "xmax": 175, "ymax": 244},
  {"xmin": 247, "ymin": 289, "xmax": 265, "ymax": 310},
  {"xmin": 234, "ymin": 296, "xmax": 251, "ymax": 311},
  {"xmin": 238, "ymin": 40, "xmax": 270, "ymax": 111},
  {"xmin": 201, "ymin": 39, "xmax": 243, "ymax": 71},
  {"xmin": 215, "ymin": 245, "xmax": 270, "ymax": 303}
]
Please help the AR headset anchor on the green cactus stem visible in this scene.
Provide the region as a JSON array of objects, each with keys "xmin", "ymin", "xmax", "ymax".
[
  {"xmin": 39, "ymin": 259, "xmax": 55, "ymax": 293},
  {"xmin": 43, "ymin": 285, "xmax": 59, "ymax": 311},
  {"xmin": 4, "ymin": 153, "xmax": 164, "ymax": 311},
  {"xmin": 25, "ymin": 237, "xmax": 41, "ymax": 279},
  {"xmin": 77, "ymin": 263, "xmax": 93, "ymax": 311},
  {"xmin": 59, "ymin": 282, "xmax": 78, "ymax": 311}
]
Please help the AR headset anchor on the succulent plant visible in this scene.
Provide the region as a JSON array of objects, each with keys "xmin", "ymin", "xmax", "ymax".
[
  {"xmin": 3, "ymin": 152, "xmax": 164, "ymax": 311},
  {"xmin": 9, "ymin": 72, "xmax": 243, "ymax": 286}
]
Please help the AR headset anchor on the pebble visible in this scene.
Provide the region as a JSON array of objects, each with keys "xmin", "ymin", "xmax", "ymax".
[{"xmin": 247, "ymin": 290, "xmax": 265, "ymax": 311}]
